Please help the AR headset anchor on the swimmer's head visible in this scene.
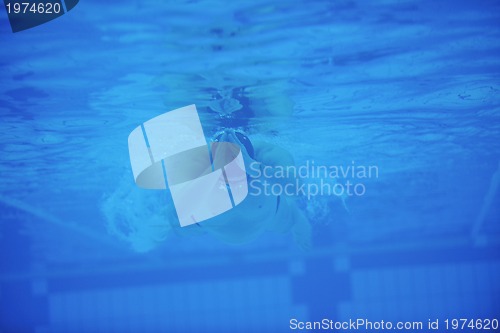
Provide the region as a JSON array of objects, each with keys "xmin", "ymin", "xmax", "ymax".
[
  {"xmin": 212, "ymin": 128, "xmax": 260, "ymax": 178},
  {"xmin": 213, "ymin": 128, "xmax": 255, "ymax": 160}
]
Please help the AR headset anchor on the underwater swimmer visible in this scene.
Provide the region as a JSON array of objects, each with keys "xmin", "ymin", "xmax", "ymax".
[{"xmin": 177, "ymin": 128, "xmax": 312, "ymax": 249}]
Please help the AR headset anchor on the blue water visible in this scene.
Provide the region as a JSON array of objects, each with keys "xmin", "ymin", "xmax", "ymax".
[{"xmin": 1, "ymin": 0, "xmax": 499, "ymax": 332}]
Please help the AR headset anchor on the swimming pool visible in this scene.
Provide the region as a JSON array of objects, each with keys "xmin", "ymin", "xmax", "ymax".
[{"xmin": 1, "ymin": 0, "xmax": 499, "ymax": 331}]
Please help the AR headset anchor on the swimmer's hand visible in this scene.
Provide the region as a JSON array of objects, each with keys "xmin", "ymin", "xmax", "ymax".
[{"xmin": 292, "ymin": 210, "xmax": 312, "ymax": 251}]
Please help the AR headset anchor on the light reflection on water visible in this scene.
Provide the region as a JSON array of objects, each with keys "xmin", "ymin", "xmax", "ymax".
[{"xmin": 0, "ymin": 0, "xmax": 499, "ymax": 235}]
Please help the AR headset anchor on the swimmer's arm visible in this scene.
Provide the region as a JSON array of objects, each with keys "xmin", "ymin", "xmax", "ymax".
[
  {"xmin": 270, "ymin": 196, "xmax": 311, "ymax": 250},
  {"xmin": 252, "ymin": 141, "xmax": 311, "ymax": 249},
  {"xmin": 252, "ymin": 140, "xmax": 298, "ymax": 186},
  {"xmin": 252, "ymin": 141, "xmax": 295, "ymax": 167},
  {"xmin": 290, "ymin": 202, "xmax": 312, "ymax": 251}
]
